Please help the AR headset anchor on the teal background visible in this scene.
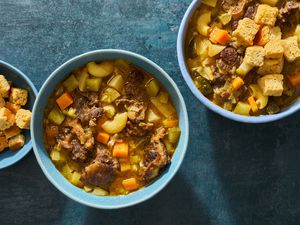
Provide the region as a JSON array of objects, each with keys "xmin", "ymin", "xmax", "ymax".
[{"xmin": 0, "ymin": 0, "xmax": 299, "ymax": 224}]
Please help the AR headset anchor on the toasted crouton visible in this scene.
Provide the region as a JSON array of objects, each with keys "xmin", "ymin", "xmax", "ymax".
[
  {"xmin": 5, "ymin": 102, "xmax": 21, "ymax": 114},
  {"xmin": 258, "ymin": 74, "xmax": 284, "ymax": 96},
  {"xmin": 258, "ymin": 57, "xmax": 284, "ymax": 75},
  {"xmin": 254, "ymin": 4, "xmax": 279, "ymax": 27},
  {"xmin": 0, "ymin": 136, "xmax": 8, "ymax": 152},
  {"xmin": 282, "ymin": 36, "xmax": 300, "ymax": 62},
  {"xmin": 232, "ymin": 18, "xmax": 260, "ymax": 46},
  {"xmin": 245, "ymin": 46, "xmax": 265, "ymax": 67},
  {"xmin": 264, "ymin": 40, "xmax": 284, "ymax": 59},
  {"xmin": 0, "ymin": 107, "xmax": 15, "ymax": 131},
  {"xmin": 255, "ymin": 26, "xmax": 271, "ymax": 46},
  {"xmin": 8, "ymin": 134, "xmax": 25, "ymax": 151},
  {"xmin": 4, "ymin": 125, "xmax": 21, "ymax": 139},
  {"xmin": 0, "ymin": 96, "xmax": 5, "ymax": 108},
  {"xmin": 0, "ymin": 75, "xmax": 10, "ymax": 98},
  {"xmin": 9, "ymin": 88, "xmax": 28, "ymax": 106},
  {"xmin": 15, "ymin": 109, "xmax": 31, "ymax": 129}
]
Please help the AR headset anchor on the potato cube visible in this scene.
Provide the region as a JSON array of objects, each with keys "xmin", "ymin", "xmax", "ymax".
[
  {"xmin": 258, "ymin": 74, "xmax": 284, "ymax": 96},
  {"xmin": 8, "ymin": 134, "xmax": 25, "ymax": 151},
  {"xmin": 15, "ymin": 109, "xmax": 31, "ymax": 129},
  {"xmin": 254, "ymin": 4, "xmax": 279, "ymax": 26},
  {"xmin": 0, "ymin": 75, "xmax": 10, "ymax": 98},
  {"xmin": 0, "ymin": 107, "xmax": 15, "ymax": 131}
]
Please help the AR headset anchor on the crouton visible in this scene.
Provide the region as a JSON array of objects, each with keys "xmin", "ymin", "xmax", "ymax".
[
  {"xmin": 254, "ymin": 4, "xmax": 279, "ymax": 27},
  {"xmin": 258, "ymin": 57, "xmax": 284, "ymax": 75},
  {"xmin": 0, "ymin": 75, "xmax": 10, "ymax": 98},
  {"xmin": 258, "ymin": 74, "xmax": 284, "ymax": 96},
  {"xmin": 5, "ymin": 102, "xmax": 21, "ymax": 114},
  {"xmin": 282, "ymin": 36, "xmax": 300, "ymax": 62},
  {"xmin": 0, "ymin": 107, "xmax": 15, "ymax": 131},
  {"xmin": 0, "ymin": 96, "xmax": 5, "ymax": 108},
  {"xmin": 8, "ymin": 134, "xmax": 25, "ymax": 151},
  {"xmin": 264, "ymin": 40, "xmax": 284, "ymax": 59},
  {"xmin": 0, "ymin": 136, "xmax": 8, "ymax": 152},
  {"xmin": 269, "ymin": 27, "xmax": 282, "ymax": 41},
  {"xmin": 15, "ymin": 109, "xmax": 31, "ymax": 129},
  {"xmin": 9, "ymin": 88, "xmax": 28, "ymax": 106},
  {"xmin": 255, "ymin": 26, "xmax": 271, "ymax": 46},
  {"xmin": 4, "ymin": 125, "xmax": 21, "ymax": 139},
  {"xmin": 245, "ymin": 46, "xmax": 265, "ymax": 67},
  {"xmin": 232, "ymin": 18, "xmax": 260, "ymax": 46}
]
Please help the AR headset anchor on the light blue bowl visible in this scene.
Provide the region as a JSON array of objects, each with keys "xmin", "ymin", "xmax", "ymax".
[
  {"xmin": 177, "ymin": 0, "xmax": 300, "ymax": 123},
  {"xmin": 0, "ymin": 60, "xmax": 38, "ymax": 169},
  {"xmin": 31, "ymin": 49, "xmax": 189, "ymax": 209}
]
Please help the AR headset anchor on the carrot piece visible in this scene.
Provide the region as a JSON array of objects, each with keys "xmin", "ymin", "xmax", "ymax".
[
  {"xmin": 232, "ymin": 77, "xmax": 244, "ymax": 90},
  {"xmin": 247, "ymin": 96, "xmax": 258, "ymax": 113},
  {"xmin": 122, "ymin": 178, "xmax": 139, "ymax": 191},
  {"xmin": 163, "ymin": 119, "xmax": 179, "ymax": 128},
  {"xmin": 96, "ymin": 132, "xmax": 110, "ymax": 145},
  {"xmin": 112, "ymin": 142, "xmax": 129, "ymax": 158},
  {"xmin": 56, "ymin": 92, "xmax": 73, "ymax": 110},
  {"xmin": 288, "ymin": 73, "xmax": 300, "ymax": 86},
  {"xmin": 97, "ymin": 116, "xmax": 107, "ymax": 129},
  {"xmin": 209, "ymin": 27, "xmax": 231, "ymax": 45}
]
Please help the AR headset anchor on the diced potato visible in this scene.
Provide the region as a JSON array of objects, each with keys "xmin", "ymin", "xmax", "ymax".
[
  {"xmin": 120, "ymin": 162, "xmax": 131, "ymax": 172},
  {"xmin": 146, "ymin": 109, "xmax": 161, "ymax": 123},
  {"xmin": 63, "ymin": 75, "xmax": 78, "ymax": 92},
  {"xmin": 202, "ymin": 0, "xmax": 217, "ymax": 7},
  {"xmin": 92, "ymin": 187, "xmax": 108, "ymax": 196},
  {"xmin": 101, "ymin": 87, "xmax": 121, "ymax": 104},
  {"xmin": 70, "ymin": 171, "xmax": 82, "ymax": 187},
  {"xmin": 208, "ymin": 44, "xmax": 226, "ymax": 57},
  {"xmin": 249, "ymin": 84, "xmax": 269, "ymax": 109},
  {"xmin": 48, "ymin": 108, "xmax": 65, "ymax": 125},
  {"xmin": 260, "ymin": 0, "xmax": 279, "ymax": 6},
  {"xmin": 150, "ymin": 97, "xmax": 176, "ymax": 117},
  {"xmin": 103, "ymin": 105, "xmax": 116, "ymax": 119},
  {"xmin": 218, "ymin": 13, "xmax": 232, "ymax": 25},
  {"xmin": 77, "ymin": 68, "xmax": 89, "ymax": 92},
  {"xmin": 130, "ymin": 155, "xmax": 141, "ymax": 164},
  {"xmin": 62, "ymin": 164, "xmax": 73, "ymax": 180},
  {"xmin": 146, "ymin": 79, "xmax": 160, "ymax": 97},
  {"xmin": 87, "ymin": 61, "xmax": 114, "ymax": 77},
  {"xmin": 107, "ymin": 74, "xmax": 124, "ymax": 92},
  {"xmin": 83, "ymin": 185, "xmax": 93, "ymax": 192},
  {"xmin": 233, "ymin": 102, "xmax": 251, "ymax": 116},
  {"xmin": 196, "ymin": 11, "xmax": 211, "ymax": 36},
  {"xmin": 158, "ymin": 91, "xmax": 169, "ymax": 104},
  {"xmin": 101, "ymin": 112, "xmax": 128, "ymax": 134},
  {"xmin": 163, "ymin": 139, "xmax": 175, "ymax": 155},
  {"xmin": 86, "ymin": 78, "xmax": 102, "ymax": 92},
  {"xmin": 168, "ymin": 127, "xmax": 181, "ymax": 144}
]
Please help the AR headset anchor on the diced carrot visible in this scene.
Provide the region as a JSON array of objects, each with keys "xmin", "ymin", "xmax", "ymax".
[
  {"xmin": 247, "ymin": 96, "xmax": 258, "ymax": 113},
  {"xmin": 56, "ymin": 92, "xmax": 73, "ymax": 110},
  {"xmin": 209, "ymin": 27, "xmax": 231, "ymax": 45},
  {"xmin": 122, "ymin": 178, "xmax": 139, "ymax": 191},
  {"xmin": 232, "ymin": 77, "xmax": 244, "ymax": 90},
  {"xmin": 97, "ymin": 116, "xmax": 107, "ymax": 129},
  {"xmin": 288, "ymin": 73, "xmax": 300, "ymax": 86},
  {"xmin": 163, "ymin": 119, "xmax": 179, "ymax": 128},
  {"xmin": 113, "ymin": 142, "xmax": 129, "ymax": 158},
  {"xmin": 5, "ymin": 102, "xmax": 21, "ymax": 114},
  {"xmin": 96, "ymin": 132, "xmax": 110, "ymax": 145}
]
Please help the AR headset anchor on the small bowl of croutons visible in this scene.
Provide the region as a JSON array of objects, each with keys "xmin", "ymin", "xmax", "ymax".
[{"xmin": 0, "ymin": 60, "xmax": 37, "ymax": 169}]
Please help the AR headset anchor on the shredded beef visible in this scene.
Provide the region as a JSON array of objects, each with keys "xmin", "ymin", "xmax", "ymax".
[
  {"xmin": 116, "ymin": 97, "xmax": 147, "ymax": 123},
  {"xmin": 125, "ymin": 121, "xmax": 154, "ymax": 137},
  {"xmin": 70, "ymin": 139, "xmax": 89, "ymax": 162}
]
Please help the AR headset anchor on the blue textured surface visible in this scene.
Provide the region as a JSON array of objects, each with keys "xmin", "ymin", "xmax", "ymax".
[{"xmin": 0, "ymin": 0, "xmax": 300, "ymax": 224}]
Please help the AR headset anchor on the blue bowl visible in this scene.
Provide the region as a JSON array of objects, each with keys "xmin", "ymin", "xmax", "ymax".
[
  {"xmin": 0, "ymin": 60, "xmax": 38, "ymax": 169},
  {"xmin": 31, "ymin": 49, "xmax": 189, "ymax": 209},
  {"xmin": 177, "ymin": 0, "xmax": 300, "ymax": 123}
]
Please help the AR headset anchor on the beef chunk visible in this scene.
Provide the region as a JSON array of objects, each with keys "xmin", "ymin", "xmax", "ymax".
[
  {"xmin": 217, "ymin": 47, "xmax": 243, "ymax": 75},
  {"xmin": 221, "ymin": 0, "xmax": 252, "ymax": 18},
  {"xmin": 278, "ymin": 0, "xmax": 300, "ymax": 23},
  {"xmin": 116, "ymin": 97, "xmax": 147, "ymax": 123},
  {"xmin": 81, "ymin": 144, "xmax": 119, "ymax": 186},
  {"xmin": 139, "ymin": 127, "xmax": 170, "ymax": 181},
  {"xmin": 244, "ymin": 3, "xmax": 258, "ymax": 19},
  {"xmin": 70, "ymin": 139, "xmax": 89, "ymax": 162},
  {"xmin": 124, "ymin": 69, "xmax": 146, "ymax": 101},
  {"xmin": 125, "ymin": 121, "xmax": 154, "ymax": 137}
]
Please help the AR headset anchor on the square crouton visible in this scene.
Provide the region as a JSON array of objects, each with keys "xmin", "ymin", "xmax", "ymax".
[
  {"xmin": 8, "ymin": 134, "xmax": 25, "ymax": 151},
  {"xmin": 0, "ymin": 136, "xmax": 8, "ymax": 152},
  {"xmin": 254, "ymin": 4, "xmax": 279, "ymax": 27},
  {"xmin": 269, "ymin": 27, "xmax": 282, "ymax": 41},
  {"xmin": 0, "ymin": 107, "xmax": 15, "ymax": 131},
  {"xmin": 255, "ymin": 26, "xmax": 270, "ymax": 46},
  {"xmin": 4, "ymin": 125, "xmax": 21, "ymax": 139},
  {"xmin": 245, "ymin": 46, "xmax": 265, "ymax": 67},
  {"xmin": 0, "ymin": 96, "xmax": 5, "ymax": 108},
  {"xmin": 232, "ymin": 18, "xmax": 260, "ymax": 46},
  {"xmin": 5, "ymin": 102, "xmax": 21, "ymax": 114},
  {"xmin": 258, "ymin": 57, "xmax": 284, "ymax": 75},
  {"xmin": 264, "ymin": 40, "xmax": 284, "ymax": 59},
  {"xmin": 258, "ymin": 74, "xmax": 284, "ymax": 96},
  {"xmin": 282, "ymin": 36, "xmax": 300, "ymax": 62},
  {"xmin": 15, "ymin": 109, "xmax": 31, "ymax": 129},
  {"xmin": 0, "ymin": 75, "xmax": 10, "ymax": 98},
  {"xmin": 9, "ymin": 88, "xmax": 28, "ymax": 106}
]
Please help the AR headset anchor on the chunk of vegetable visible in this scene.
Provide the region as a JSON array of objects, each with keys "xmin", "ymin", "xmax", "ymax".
[
  {"xmin": 236, "ymin": 61, "xmax": 253, "ymax": 76},
  {"xmin": 70, "ymin": 171, "xmax": 82, "ymax": 187},
  {"xmin": 62, "ymin": 164, "xmax": 73, "ymax": 180},
  {"xmin": 288, "ymin": 73, "xmax": 300, "ymax": 86},
  {"xmin": 83, "ymin": 185, "xmax": 93, "ymax": 192},
  {"xmin": 92, "ymin": 187, "xmax": 108, "ymax": 196},
  {"xmin": 86, "ymin": 78, "xmax": 102, "ymax": 92},
  {"xmin": 101, "ymin": 87, "xmax": 121, "ymax": 104},
  {"xmin": 195, "ymin": 37, "xmax": 211, "ymax": 57},
  {"xmin": 233, "ymin": 102, "xmax": 251, "ymax": 116},
  {"xmin": 87, "ymin": 61, "xmax": 114, "ymax": 77},
  {"xmin": 112, "ymin": 142, "xmax": 129, "ymax": 158},
  {"xmin": 56, "ymin": 92, "xmax": 74, "ymax": 110},
  {"xmin": 260, "ymin": 0, "xmax": 279, "ymax": 6},
  {"xmin": 247, "ymin": 96, "xmax": 259, "ymax": 113},
  {"xmin": 158, "ymin": 91, "xmax": 169, "ymax": 104},
  {"xmin": 50, "ymin": 149, "xmax": 67, "ymax": 163},
  {"xmin": 266, "ymin": 102, "xmax": 280, "ymax": 114},
  {"xmin": 122, "ymin": 178, "xmax": 139, "ymax": 191},
  {"xmin": 108, "ymin": 74, "xmax": 124, "ymax": 92},
  {"xmin": 249, "ymin": 84, "xmax": 268, "ymax": 109},
  {"xmin": 194, "ymin": 76, "xmax": 213, "ymax": 96},
  {"xmin": 120, "ymin": 162, "xmax": 131, "ymax": 172},
  {"xmin": 202, "ymin": 0, "xmax": 217, "ymax": 7},
  {"xmin": 232, "ymin": 77, "xmax": 245, "ymax": 90},
  {"xmin": 101, "ymin": 112, "xmax": 128, "ymax": 134},
  {"xmin": 130, "ymin": 155, "xmax": 141, "ymax": 164},
  {"xmin": 168, "ymin": 127, "xmax": 181, "ymax": 144},
  {"xmin": 218, "ymin": 13, "xmax": 232, "ymax": 25},
  {"xmin": 196, "ymin": 11, "xmax": 211, "ymax": 36},
  {"xmin": 163, "ymin": 139, "xmax": 175, "ymax": 155},
  {"xmin": 63, "ymin": 107, "xmax": 77, "ymax": 118},
  {"xmin": 150, "ymin": 97, "xmax": 176, "ymax": 117},
  {"xmin": 63, "ymin": 75, "xmax": 79, "ymax": 92},
  {"xmin": 146, "ymin": 79, "xmax": 160, "ymax": 97},
  {"xmin": 48, "ymin": 108, "xmax": 65, "ymax": 125},
  {"xmin": 97, "ymin": 116, "xmax": 108, "ymax": 128},
  {"xmin": 163, "ymin": 119, "xmax": 179, "ymax": 128},
  {"xmin": 208, "ymin": 44, "xmax": 226, "ymax": 57},
  {"xmin": 103, "ymin": 105, "xmax": 116, "ymax": 118},
  {"xmin": 146, "ymin": 109, "xmax": 161, "ymax": 123},
  {"xmin": 96, "ymin": 132, "xmax": 110, "ymax": 145},
  {"xmin": 209, "ymin": 27, "xmax": 231, "ymax": 45},
  {"xmin": 77, "ymin": 68, "xmax": 89, "ymax": 92}
]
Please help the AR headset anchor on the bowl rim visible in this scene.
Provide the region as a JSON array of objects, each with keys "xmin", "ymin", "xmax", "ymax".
[
  {"xmin": 31, "ymin": 49, "xmax": 189, "ymax": 209},
  {"xmin": 0, "ymin": 60, "xmax": 38, "ymax": 169},
  {"xmin": 177, "ymin": 0, "xmax": 300, "ymax": 123}
]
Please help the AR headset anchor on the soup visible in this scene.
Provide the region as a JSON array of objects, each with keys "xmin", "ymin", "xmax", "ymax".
[
  {"xmin": 43, "ymin": 59, "xmax": 181, "ymax": 196},
  {"xmin": 186, "ymin": 0, "xmax": 300, "ymax": 116}
]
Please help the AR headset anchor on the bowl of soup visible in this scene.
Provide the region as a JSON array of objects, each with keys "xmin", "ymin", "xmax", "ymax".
[
  {"xmin": 31, "ymin": 49, "xmax": 189, "ymax": 208},
  {"xmin": 178, "ymin": 0, "xmax": 300, "ymax": 123}
]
